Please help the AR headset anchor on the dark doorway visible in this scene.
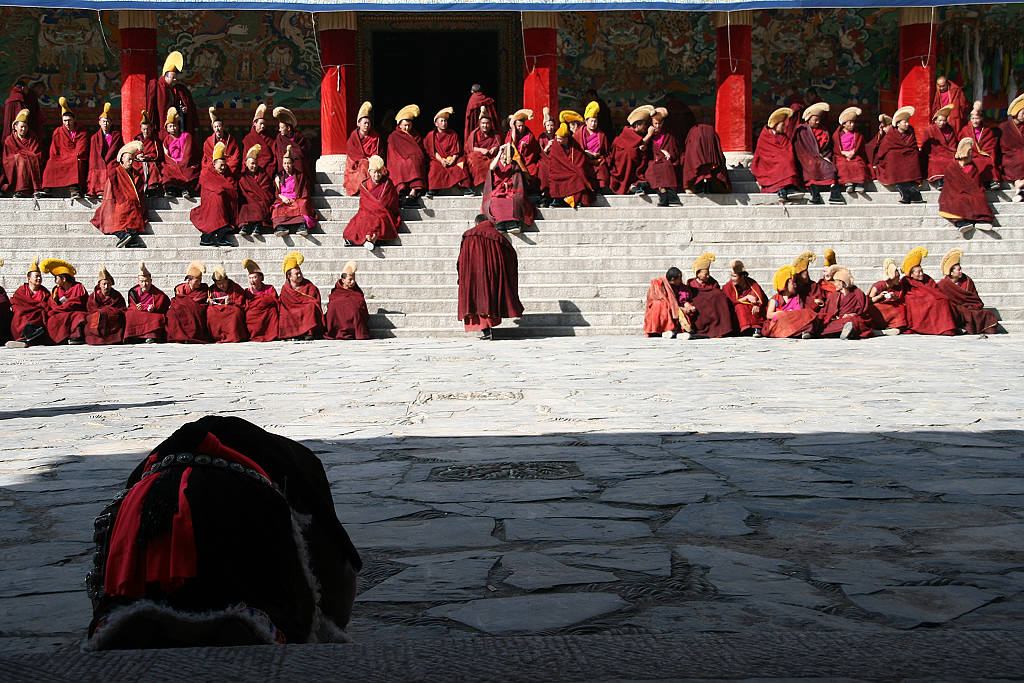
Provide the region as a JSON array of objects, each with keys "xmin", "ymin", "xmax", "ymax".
[{"xmin": 372, "ymin": 31, "xmax": 501, "ymax": 136}]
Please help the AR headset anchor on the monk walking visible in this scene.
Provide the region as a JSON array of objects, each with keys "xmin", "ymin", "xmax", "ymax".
[
  {"xmin": 938, "ymin": 138, "xmax": 994, "ymax": 235},
  {"xmin": 91, "ymin": 140, "xmax": 148, "ymax": 248},
  {"xmin": 387, "ymin": 104, "xmax": 427, "ymax": 206},
  {"xmin": 722, "ymin": 260, "xmax": 767, "ymax": 337},
  {"xmin": 41, "ymin": 258, "xmax": 88, "ymax": 344},
  {"xmin": 238, "ymin": 145, "xmax": 274, "ymax": 237},
  {"xmin": 242, "ymin": 259, "xmax": 278, "ymax": 342},
  {"xmin": 206, "ymin": 266, "xmax": 248, "ymax": 343},
  {"xmin": 124, "ymin": 262, "xmax": 169, "ymax": 343},
  {"xmin": 167, "ymin": 260, "xmax": 211, "ymax": 343},
  {"xmin": 325, "ymin": 261, "xmax": 371, "ymax": 340},
  {"xmin": 42, "ymin": 97, "xmax": 89, "ymax": 199},
  {"xmin": 832, "ymin": 107, "xmax": 871, "ymax": 194},
  {"xmin": 936, "ymin": 248, "xmax": 999, "ymax": 335},
  {"xmin": 3, "ymin": 108, "xmax": 43, "ymax": 198},
  {"xmin": 278, "ymin": 252, "xmax": 324, "ymax": 340},
  {"xmin": 6, "ymin": 259, "xmax": 50, "ymax": 348},
  {"xmin": 1000, "ymin": 94, "xmax": 1024, "ymax": 202},
  {"xmin": 875, "ymin": 106, "xmax": 925, "ymax": 204},
  {"xmin": 343, "ymin": 155, "xmax": 400, "ymax": 250},
  {"xmin": 344, "ymin": 101, "xmax": 382, "ymax": 196},
  {"xmin": 752, "ymin": 107, "xmax": 801, "ymax": 201},
  {"xmin": 86, "ymin": 103, "xmax": 122, "ymax": 199},
  {"xmin": 457, "ymin": 215, "xmax": 524, "ymax": 340},
  {"xmin": 899, "ymin": 247, "xmax": 956, "ymax": 336},
  {"xmin": 85, "ymin": 266, "xmax": 126, "ymax": 345},
  {"xmin": 610, "ymin": 106, "xmax": 654, "ymax": 195}
]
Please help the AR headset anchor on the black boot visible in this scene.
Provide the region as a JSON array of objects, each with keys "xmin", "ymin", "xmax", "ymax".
[
  {"xmin": 808, "ymin": 185, "xmax": 824, "ymax": 204},
  {"xmin": 897, "ymin": 183, "xmax": 911, "ymax": 204},
  {"xmin": 656, "ymin": 190, "xmax": 670, "ymax": 207},
  {"xmin": 777, "ymin": 187, "xmax": 789, "ymax": 202},
  {"xmin": 910, "ymin": 185, "xmax": 925, "ymax": 204},
  {"xmin": 215, "ymin": 227, "xmax": 234, "ymax": 247},
  {"xmin": 828, "ymin": 185, "xmax": 845, "ymax": 204}
]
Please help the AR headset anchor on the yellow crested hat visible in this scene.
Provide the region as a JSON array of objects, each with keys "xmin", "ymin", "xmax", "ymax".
[
  {"xmin": 792, "ymin": 250, "xmax": 816, "ymax": 273},
  {"xmin": 162, "ymin": 50, "xmax": 184, "ymax": 75},
  {"xmin": 40, "ymin": 258, "xmax": 76, "ymax": 278},
  {"xmin": 283, "ymin": 144, "xmax": 293, "ymax": 160},
  {"xmin": 209, "ymin": 106, "xmax": 221, "ymax": 125},
  {"xmin": 27, "ymin": 258, "xmax": 41, "ymax": 275},
  {"xmin": 901, "ymin": 246, "xmax": 928, "ymax": 274},
  {"xmin": 883, "ymin": 257, "xmax": 900, "ymax": 281},
  {"xmin": 58, "ymin": 96, "xmax": 72, "ymax": 116},
  {"xmin": 692, "ymin": 252, "xmax": 715, "ymax": 275},
  {"xmin": 627, "ymin": 105, "xmax": 655, "ymax": 125},
  {"xmin": 651, "ymin": 107, "xmax": 669, "ymax": 122},
  {"xmin": 212, "ymin": 265, "xmax": 227, "ymax": 281},
  {"xmin": 165, "ymin": 107, "xmax": 179, "ymax": 126},
  {"xmin": 802, "ymin": 102, "xmax": 830, "ymax": 121},
  {"xmin": 242, "ymin": 258, "xmax": 262, "ymax": 275},
  {"xmin": 555, "ymin": 122, "xmax": 569, "ymax": 138},
  {"xmin": 13, "ymin": 108, "xmax": 29, "ymax": 126},
  {"xmin": 342, "ymin": 260, "xmax": 358, "ymax": 275},
  {"xmin": 273, "ymin": 106, "xmax": 297, "ymax": 127},
  {"xmin": 367, "ymin": 154, "xmax": 385, "ymax": 172},
  {"xmin": 433, "ymin": 106, "xmax": 454, "ymax": 121},
  {"xmin": 140, "ymin": 109, "xmax": 151, "ymax": 126},
  {"xmin": 395, "ymin": 104, "xmax": 420, "ymax": 122},
  {"xmin": 139, "ymin": 261, "xmax": 152, "ymax": 279},
  {"xmin": 824, "ymin": 249, "xmax": 837, "ymax": 267},
  {"xmin": 559, "ymin": 110, "xmax": 584, "ymax": 124},
  {"xmin": 768, "ymin": 107, "xmax": 793, "ymax": 128},
  {"xmin": 933, "ymin": 104, "xmax": 954, "ymax": 120},
  {"xmin": 941, "ymin": 248, "xmax": 962, "ymax": 276},
  {"xmin": 893, "ymin": 106, "xmax": 915, "ymax": 124},
  {"xmin": 282, "ymin": 251, "xmax": 304, "ymax": 274},
  {"xmin": 117, "ymin": 140, "xmax": 143, "ymax": 159},
  {"xmin": 212, "ymin": 141, "xmax": 226, "ymax": 161},
  {"xmin": 357, "ymin": 101, "xmax": 372, "ymax": 122},
  {"xmin": 584, "ymin": 101, "xmax": 600, "ymax": 120},
  {"xmin": 245, "ymin": 144, "xmax": 261, "ymax": 160},
  {"xmin": 99, "ymin": 102, "xmax": 112, "ymax": 121},
  {"xmin": 509, "ymin": 108, "xmax": 534, "ymax": 123},
  {"xmin": 253, "ymin": 103, "xmax": 267, "ymax": 122},
  {"xmin": 838, "ymin": 107, "xmax": 861, "ymax": 125},
  {"xmin": 187, "ymin": 260, "xmax": 207, "ymax": 278},
  {"xmin": 1010, "ymin": 94, "xmax": 1024, "ymax": 118},
  {"xmin": 773, "ymin": 265, "xmax": 796, "ymax": 293},
  {"xmin": 98, "ymin": 265, "xmax": 114, "ymax": 285}
]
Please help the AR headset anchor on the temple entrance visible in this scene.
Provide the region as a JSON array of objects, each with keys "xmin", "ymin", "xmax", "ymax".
[{"xmin": 371, "ymin": 30, "xmax": 501, "ymax": 136}]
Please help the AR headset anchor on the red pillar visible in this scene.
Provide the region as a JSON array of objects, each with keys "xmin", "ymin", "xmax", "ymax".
[
  {"xmin": 714, "ymin": 11, "xmax": 754, "ymax": 159},
  {"xmin": 897, "ymin": 7, "xmax": 938, "ymax": 145},
  {"xmin": 522, "ymin": 12, "xmax": 558, "ymax": 138},
  {"xmin": 317, "ymin": 12, "xmax": 358, "ymax": 162},
  {"xmin": 119, "ymin": 11, "xmax": 157, "ymax": 142}
]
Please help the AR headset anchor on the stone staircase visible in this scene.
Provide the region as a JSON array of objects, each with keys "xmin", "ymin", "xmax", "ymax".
[{"xmin": 0, "ymin": 169, "xmax": 1019, "ymax": 336}]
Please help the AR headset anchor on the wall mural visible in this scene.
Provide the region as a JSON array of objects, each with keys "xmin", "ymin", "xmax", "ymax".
[{"xmin": 938, "ymin": 4, "xmax": 1024, "ymax": 114}]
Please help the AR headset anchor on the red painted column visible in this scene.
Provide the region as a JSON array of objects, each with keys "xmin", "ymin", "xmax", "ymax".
[
  {"xmin": 119, "ymin": 11, "xmax": 157, "ymax": 142},
  {"xmin": 317, "ymin": 11, "xmax": 358, "ymax": 163},
  {"xmin": 713, "ymin": 11, "xmax": 754, "ymax": 160},
  {"xmin": 897, "ymin": 7, "xmax": 938, "ymax": 145},
  {"xmin": 522, "ymin": 12, "xmax": 558, "ymax": 138}
]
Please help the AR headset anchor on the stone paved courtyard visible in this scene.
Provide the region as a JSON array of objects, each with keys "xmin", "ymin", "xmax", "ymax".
[{"xmin": 1, "ymin": 335, "xmax": 1023, "ymax": 677}]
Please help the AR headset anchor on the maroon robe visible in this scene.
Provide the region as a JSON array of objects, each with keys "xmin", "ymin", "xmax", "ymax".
[
  {"xmin": 938, "ymin": 161, "xmax": 994, "ymax": 223},
  {"xmin": 238, "ymin": 168, "xmax": 274, "ymax": 226},
  {"xmin": 146, "ymin": 78, "xmax": 198, "ymax": 133},
  {"xmin": 610, "ymin": 126, "xmax": 648, "ymax": 194},
  {"xmin": 424, "ymin": 128, "xmax": 470, "ymax": 189},
  {"xmin": 343, "ymin": 129, "xmax": 382, "ymax": 196},
  {"xmin": 482, "ymin": 159, "xmax": 535, "ymax": 227},
  {"xmin": 645, "ymin": 131, "xmax": 682, "ymax": 190},
  {"xmin": 190, "ymin": 166, "xmax": 238, "ymax": 234},
  {"xmin": 387, "ymin": 127, "xmax": 427, "ymax": 192},
  {"xmin": 958, "ymin": 123, "xmax": 1001, "ymax": 184},
  {"xmin": 507, "ymin": 127, "xmax": 542, "ymax": 187},
  {"xmin": 683, "ymin": 124, "xmax": 731, "ymax": 192},
  {"xmin": 936, "ymin": 275, "xmax": 999, "ymax": 334},
  {"xmin": 275, "ymin": 130, "xmax": 313, "ymax": 195},
  {"xmin": 86, "ymin": 129, "xmax": 123, "ymax": 195},
  {"xmin": 0, "ymin": 287, "xmax": 11, "ymax": 345},
  {"xmin": 242, "ymin": 125, "xmax": 277, "ymax": 182},
  {"xmin": 133, "ymin": 132, "xmax": 164, "ymax": 190},
  {"xmin": 832, "ymin": 128, "xmax": 871, "ymax": 185},
  {"xmin": 751, "ymin": 127, "xmax": 799, "ymax": 192},
  {"xmin": 874, "ymin": 127, "xmax": 922, "ymax": 184},
  {"xmin": 999, "ymin": 119, "xmax": 1024, "ymax": 181},
  {"xmin": 457, "ymin": 220, "xmax": 524, "ymax": 330},
  {"xmin": 3, "ymin": 85, "xmax": 41, "ymax": 141},
  {"xmin": 901, "ymin": 275, "xmax": 956, "ymax": 336},
  {"xmin": 3, "ymin": 132, "xmax": 42, "ymax": 193},
  {"xmin": 206, "ymin": 280, "xmax": 248, "ymax": 343},
  {"xmin": 46, "ymin": 282, "xmax": 88, "ymax": 344},
  {"xmin": 278, "ymin": 280, "xmax": 323, "ymax": 339},
  {"xmin": 343, "ymin": 176, "xmax": 400, "ymax": 244},
  {"xmin": 464, "ymin": 92, "xmax": 499, "ymax": 142},
  {"xmin": 685, "ymin": 277, "xmax": 737, "ymax": 338},
  {"xmin": 763, "ymin": 293, "xmax": 819, "ymax": 338},
  {"xmin": 932, "ymin": 83, "xmax": 969, "ymax": 134},
  {"xmin": 466, "ymin": 128, "xmax": 502, "ymax": 186},
  {"xmin": 868, "ymin": 279, "xmax": 907, "ymax": 331},
  {"xmin": 793, "ymin": 124, "xmax": 837, "ymax": 185},
  {"xmin": 9, "ymin": 283, "xmax": 49, "ymax": 341},
  {"xmin": 244, "ymin": 285, "xmax": 279, "ymax": 342},
  {"xmin": 546, "ymin": 138, "xmax": 592, "ymax": 205},
  {"xmin": 167, "ymin": 282, "xmax": 211, "ymax": 343},
  {"xmin": 202, "ymin": 133, "xmax": 241, "ymax": 177},
  {"xmin": 574, "ymin": 126, "xmax": 612, "ymax": 189},
  {"xmin": 920, "ymin": 123, "xmax": 957, "ymax": 181},
  {"xmin": 644, "ymin": 277, "xmax": 683, "ymax": 335},
  {"xmin": 866, "ymin": 130, "xmax": 886, "ymax": 182},
  {"xmin": 537, "ymin": 131, "xmax": 555, "ymax": 193},
  {"xmin": 819, "ymin": 288, "xmax": 872, "ymax": 338},
  {"xmin": 722, "ymin": 278, "xmax": 767, "ymax": 332},
  {"xmin": 125, "ymin": 285, "xmax": 170, "ymax": 340},
  {"xmin": 42, "ymin": 126, "xmax": 89, "ymax": 189},
  {"xmin": 160, "ymin": 131, "xmax": 199, "ymax": 189},
  {"xmin": 90, "ymin": 165, "xmax": 147, "ymax": 235},
  {"xmin": 271, "ymin": 171, "xmax": 318, "ymax": 229},
  {"xmin": 325, "ymin": 283, "xmax": 371, "ymax": 340},
  {"xmin": 85, "ymin": 286, "xmax": 126, "ymax": 345}
]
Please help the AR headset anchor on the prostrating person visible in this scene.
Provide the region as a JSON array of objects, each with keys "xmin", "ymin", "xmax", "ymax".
[
  {"xmin": 899, "ymin": 247, "xmax": 956, "ymax": 336},
  {"xmin": 278, "ymin": 252, "xmax": 324, "ymax": 341},
  {"xmin": 387, "ymin": 104, "xmax": 427, "ymax": 206},
  {"xmin": 457, "ymin": 216, "xmax": 524, "ymax": 340},
  {"xmin": 42, "ymin": 97, "xmax": 89, "ymax": 198},
  {"xmin": 938, "ymin": 137, "xmax": 995, "ymax": 235},
  {"xmin": 85, "ymin": 266, "xmax": 126, "ymax": 346},
  {"xmin": 160, "ymin": 107, "xmax": 198, "ymax": 198},
  {"xmin": 167, "ymin": 260, "xmax": 211, "ymax": 343},
  {"xmin": 326, "ymin": 261, "xmax": 371, "ymax": 340},
  {"xmin": 722, "ymin": 260, "xmax": 767, "ymax": 337},
  {"xmin": 272, "ymin": 145, "xmax": 318, "ymax": 238},
  {"xmin": 124, "ymin": 262, "xmax": 170, "ymax": 343},
  {"xmin": 936, "ymin": 248, "xmax": 999, "ymax": 335},
  {"xmin": 344, "ymin": 101, "xmax": 382, "ymax": 196},
  {"xmin": 41, "ymin": 258, "xmax": 87, "ymax": 344},
  {"xmin": 242, "ymin": 259, "xmax": 278, "ymax": 342},
  {"xmin": 90, "ymin": 140, "xmax": 148, "ymax": 249},
  {"xmin": 5, "ymin": 259, "xmax": 50, "ymax": 348},
  {"xmin": 343, "ymin": 155, "xmax": 400, "ymax": 250},
  {"xmin": 686, "ymin": 253, "xmax": 736, "ymax": 338},
  {"xmin": 832, "ymin": 107, "xmax": 871, "ymax": 194},
  {"xmin": 190, "ymin": 141, "xmax": 238, "ymax": 247},
  {"xmin": 875, "ymin": 106, "xmax": 925, "ymax": 204},
  {"xmin": 751, "ymin": 107, "xmax": 801, "ymax": 201},
  {"xmin": 86, "ymin": 103, "xmax": 122, "ymax": 199},
  {"xmin": 206, "ymin": 265, "xmax": 248, "ymax": 343},
  {"xmin": 238, "ymin": 144, "xmax": 274, "ymax": 237},
  {"xmin": 482, "ymin": 142, "xmax": 535, "ymax": 234}
]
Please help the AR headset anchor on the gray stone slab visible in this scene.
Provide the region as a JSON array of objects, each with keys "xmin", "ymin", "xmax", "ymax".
[
  {"xmin": 356, "ymin": 557, "xmax": 496, "ymax": 603},
  {"xmin": 849, "ymin": 586, "xmax": 1000, "ymax": 628},
  {"xmin": 430, "ymin": 501, "xmax": 659, "ymax": 520},
  {"xmin": 809, "ymin": 559, "xmax": 940, "ymax": 596},
  {"xmin": 0, "ymin": 591, "xmax": 90, "ymax": 635},
  {"xmin": 599, "ymin": 473, "xmax": 730, "ymax": 506},
  {"xmin": 906, "ymin": 478, "xmax": 1024, "ymax": 496},
  {"xmin": 381, "ymin": 480, "xmax": 597, "ymax": 503},
  {"xmin": 346, "ymin": 517, "xmax": 500, "ymax": 552},
  {"xmin": 916, "ymin": 523, "xmax": 1024, "ymax": 552},
  {"xmin": 504, "ymin": 518, "xmax": 652, "ymax": 543},
  {"xmin": 745, "ymin": 482, "xmax": 915, "ymax": 500},
  {"xmin": 500, "ymin": 552, "xmax": 617, "ymax": 590},
  {"xmin": 544, "ymin": 544, "xmax": 672, "ymax": 577},
  {"xmin": 658, "ymin": 502, "xmax": 753, "ymax": 537},
  {"xmin": 426, "ymin": 593, "xmax": 629, "ymax": 634},
  {"xmin": 761, "ymin": 520, "xmax": 906, "ymax": 551}
]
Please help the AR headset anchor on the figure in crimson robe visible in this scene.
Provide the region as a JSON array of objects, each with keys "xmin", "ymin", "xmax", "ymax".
[
  {"xmin": 203, "ymin": 108, "xmax": 241, "ymax": 177},
  {"xmin": 325, "ymin": 261, "xmax": 371, "ymax": 341},
  {"xmin": 575, "ymin": 101, "xmax": 613, "ymax": 193},
  {"xmin": 42, "ymin": 97, "xmax": 89, "ymax": 198},
  {"xmin": 644, "ymin": 266, "xmax": 692, "ymax": 338},
  {"xmin": 0, "ymin": 258, "xmax": 11, "ymax": 345},
  {"xmin": 898, "ymin": 247, "xmax": 956, "ymax": 336},
  {"xmin": 424, "ymin": 106, "xmax": 472, "ymax": 196},
  {"xmin": 125, "ymin": 262, "xmax": 170, "ymax": 343},
  {"xmin": 241, "ymin": 259, "xmax": 278, "ymax": 342},
  {"xmin": 936, "ymin": 249, "xmax": 999, "ymax": 336},
  {"xmin": 932, "ymin": 77, "xmax": 969, "ymax": 135},
  {"xmin": 722, "ymin": 260, "xmax": 767, "ymax": 337},
  {"xmin": 167, "ymin": 260, "xmax": 212, "ymax": 344},
  {"xmin": 792, "ymin": 102, "xmax": 843, "ymax": 204},
  {"xmin": 546, "ymin": 118, "xmax": 593, "ymax": 209},
  {"xmin": 272, "ymin": 145, "xmax": 318, "ymax": 237},
  {"xmin": 146, "ymin": 51, "xmax": 198, "ymax": 134},
  {"xmin": 3, "ymin": 80, "xmax": 41, "ymax": 142},
  {"xmin": 190, "ymin": 142, "xmax": 238, "ymax": 246},
  {"xmin": 866, "ymin": 258, "xmax": 907, "ymax": 333},
  {"xmin": 536, "ymin": 112, "xmax": 558, "ymax": 205},
  {"xmin": 86, "ymin": 103, "xmax": 123, "ymax": 199},
  {"xmin": 5, "ymin": 259, "xmax": 50, "ymax": 348},
  {"xmin": 160, "ymin": 107, "xmax": 199, "ymax": 198},
  {"xmin": 958, "ymin": 102, "xmax": 1002, "ymax": 190},
  {"xmin": 344, "ymin": 101, "xmax": 383, "ymax": 196},
  {"xmin": 763, "ymin": 266, "xmax": 820, "ymax": 340},
  {"xmin": 464, "ymin": 84, "xmax": 499, "ymax": 143},
  {"xmin": 481, "ymin": 143, "xmax": 535, "ymax": 233},
  {"xmin": 818, "ymin": 267, "xmax": 873, "ymax": 340},
  {"xmin": 791, "ymin": 251, "xmax": 826, "ymax": 312},
  {"xmin": 938, "ymin": 138, "xmax": 994, "ymax": 236},
  {"xmin": 133, "ymin": 111, "xmax": 165, "ymax": 197},
  {"xmin": 465, "ymin": 111, "xmax": 502, "ymax": 189},
  {"xmin": 273, "ymin": 106, "xmax": 314, "ymax": 196},
  {"xmin": 387, "ymin": 104, "xmax": 427, "ymax": 206},
  {"xmin": 241, "ymin": 104, "xmax": 277, "ymax": 184},
  {"xmin": 642, "ymin": 107, "xmax": 683, "ymax": 206},
  {"xmin": 610, "ymin": 106, "xmax": 654, "ymax": 196},
  {"xmin": 278, "ymin": 252, "xmax": 324, "ymax": 340},
  {"xmin": 751, "ymin": 107, "xmax": 801, "ymax": 202},
  {"xmin": 85, "ymin": 266, "xmax": 126, "ymax": 346},
  {"xmin": 206, "ymin": 266, "xmax": 248, "ymax": 343},
  {"xmin": 686, "ymin": 254, "xmax": 737, "ymax": 339},
  {"xmin": 832, "ymin": 107, "xmax": 871, "ymax": 193},
  {"xmin": 343, "ymin": 155, "xmax": 400, "ymax": 250},
  {"xmin": 999, "ymin": 94, "xmax": 1024, "ymax": 202},
  {"xmin": 238, "ymin": 144, "xmax": 274, "ymax": 237},
  {"xmin": 3, "ymin": 110, "xmax": 43, "ymax": 197},
  {"xmin": 505, "ymin": 109, "xmax": 541, "ymax": 193},
  {"xmin": 920, "ymin": 105, "xmax": 958, "ymax": 186},
  {"xmin": 457, "ymin": 217, "xmax": 524, "ymax": 340},
  {"xmin": 875, "ymin": 107, "xmax": 925, "ymax": 204},
  {"xmin": 682, "ymin": 123, "xmax": 731, "ymax": 194},
  {"xmin": 91, "ymin": 140, "xmax": 148, "ymax": 249},
  {"xmin": 40, "ymin": 258, "xmax": 88, "ymax": 344}
]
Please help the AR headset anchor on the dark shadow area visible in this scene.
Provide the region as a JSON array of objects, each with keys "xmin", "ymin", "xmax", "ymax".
[{"xmin": 0, "ymin": 399, "xmax": 179, "ymax": 420}]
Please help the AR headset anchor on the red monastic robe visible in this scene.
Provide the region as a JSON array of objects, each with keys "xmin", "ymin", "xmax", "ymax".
[
  {"xmin": 482, "ymin": 159, "xmax": 535, "ymax": 226},
  {"xmin": 537, "ymin": 131, "xmax": 555, "ymax": 193},
  {"xmin": 46, "ymin": 282, "xmax": 88, "ymax": 344},
  {"xmin": 464, "ymin": 92, "xmax": 499, "ymax": 142},
  {"xmin": 874, "ymin": 127, "xmax": 922, "ymax": 184},
  {"xmin": 90, "ymin": 165, "xmax": 147, "ymax": 235},
  {"xmin": 574, "ymin": 126, "xmax": 612, "ymax": 189},
  {"xmin": 343, "ymin": 129, "xmax": 382, "ymax": 196},
  {"xmin": 901, "ymin": 275, "xmax": 956, "ymax": 336},
  {"xmin": 167, "ymin": 282, "xmax": 211, "ymax": 343},
  {"xmin": 387, "ymin": 127, "xmax": 427, "ymax": 192},
  {"xmin": 686, "ymin": 277, "xmax": 736, "ymax": 338},
  {"xmin": 271, "ymin": 172, "xmax": 318, "ymax": 229},
  {"xmin": 832, "ymin": 128, "xmax": 871, "ymax": 185},
  {"xmin": 723, "ymin": 278, "xmax": 768, "ymax": 332},
  {"xmin": 465, "ymin": 128, "xmax": 502, "ymax": 186},
  {"xmin": 644, "ymin": 131, "xmax": 682, "ymax": 190},
  {"xmin": 87, "ymin": 129, "xmax": 123, "ymax": 195},
  {"xmin": 160, "ymin": 130, "xmax": 199, "ymax": 188},
  {"xmin": 238, "ymin": 168, "xmax": 274, "ymax": 226},
  {"xmin": 546, "ymin": 138, "xmax": 592, "ymax": 205},
  {"xmin": 146, "ymin": 79, "xmax": 199, "ymax": 133},
  {"xmin": 343, "ymin": 176, "xmax": 401, "ymax": 245},
  {"xmin": 793, "ymin": 124, "xmax": 837, "ymax": 185},
  {"xmin": 932, "ymin": 83, "xmax": 969, "ymax": 134},
  {"xmin": 507, "ymin": 128, "xmax": 542, "ymax": 186},
  {"xmin": 275, "ymin": 131, "xmax": 313, "ymax": 195},
  {"xmin": 819, "ymin": 288, "xmax": 872, "ymax": 338},
  {"xmin": 936, "ymin": 275, "xmax": 998, "ymax": 335},
  {"xmin": 244, "ymin": 285, "xmax": 279, "ymax": 342},
  {"xmin": 278, "ymin": 280, "xmax": 324, "ymax": 339},
  {"xmin": 868, "ymin": 279, "xmax": 907, "ymax": 330},
  {"xmin": 751, "ymin": 127, "xmax": 799, "ymax": 192},
  {"xmin": 3, "ymin": 85, "xmax": 41, "ymax": 141},
  {"xmin": 644, "ymin": 277, "xmax": 683, "ymax": 335},
  {"xmin": 3, "ymin": 133, "xmax": 42, "ymax": 193},
  {"xmin": 9, "ymin": 283, "xmax": 49, "ymax": 341},
  {"xmin": 202, "ymin": 133, "xmax": 241, "ymax": 176},
  {"xmin": 610, "ymin": 126, "xmax": 648, "ymax": 194},
  {"xmin": 424, "ymin": 128, "xmax": 470, "ymax": 189},
  {"xmin": 190, "ymin": 166, "xmax": 238, "ymax": 234},
  {"xmin": 938, "ymin": 161, "xmax": 994, "ymax": 223},
  {"xmin": 866, "ymin": 130, "xmax": 886, "ymax": 182},
  {"xmin": 125, "ymin": 285, "xmax": 170, "ymax": 340},
  {"xmin": 683, "ymin": 124, "xmax": 731, "ymax": 192},
  {"xmin": 85, "ymin": 286, "xmax": 126, "ymax": 345},
  {"xmin": 242, "ymin": 125, "xmax": 277, "ymax": 182},
  {"xmin": 763, "ymin": 294, "xmax": 819, "ymax": 338},
  {"xmin": 325, "ymin": 283, "xmax": 371, "ymax": 340},
  {"xmin": 999, "ymin": 119, "xmax": 1024, "ymax": 181},
  {"xmin": 42, "ymin": 126, "xmax": 89, "ymax": 189},
  {"xmin": 457, "ymin": 220, "xmax": 524, "ymax": 330},
  {"xmin": 206, "ymin": 280, "xmax": 248, "ymax": 343},
  {"xmin": 0, "ymin": 287, "xmax": 11, "ymax": 345},
  {"xmin": 958, "ymin": 123, "xmax": 1001, "ymax": 184},
  {"xmin": 920, "ymin": 123, "xmax": 957, "ymax": 181},
  {"xmin": 133, "ymin": 132, "xmax": 164, "ymax": 190}
]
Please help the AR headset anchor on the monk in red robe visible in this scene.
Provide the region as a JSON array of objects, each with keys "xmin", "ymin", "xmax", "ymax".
[
  {"xmin": 424, "ymin": 107, "xmax": 472, "ymax": 196},
  {"xmin": 1000, "ymin": 94, "xmax": 1024, "ymax": 202},
  {"xmin": 818, "ymin": 267, "xmax": 872, "ymax": 339},
  {"xmin": 464, "ymin": 84, "xmax": 499, "ymax": 142},
  {"xmin": 817, "ymin": 250, "xmax": 838, "ymax": 296},
  {"xmin": 763, "ymin": 266, "xmax": 819, "ymax": 339},
  {"xmin": 241, "ymin": 104, "xmax": 277, "ymax": 183},
  {"xmin": 3, "ymin": 81, "xmax": 41, "ymax": 142},
  {"xmin": 273, "ymin": 107, "xmax": 314, "ymax": 196},
  {"xmin": 465, "ymin": 112, "xmax": 501, "ymax": 188},
  {"xmin": 867, "ymin": 258, "xmax": 907, "ymax": 333},
  {"xmin": 457, "ymin": 218, "xmax": 523, "ymax": 340},
  {"xmin": 899, "ymin": 247, "xmax": 955, "ymax": 336},
  {"xmin": 42, "ymin": 98, "xmax": 89, "ymax": 198},
  {"xmin": 641, "ymin": 107, "xmax": 683, "ymax": 206},
  {"xmin": 482, "ymin": 144, "xmax": 535, "ymax": 233},
  {"xmin": 343, "ymin": 155, "xmax": 400, "ymax": 249},
  {"xmin": 610, "ymin": 106, "xmax": 653, "ymax": 195},
  {"xmin": 241, "ymin": 259, "xmax": 278, "ymax": 342},
  {"xmin": 133, "ymin": 111, "xmax": 164, "ymax": 197},
  {"xmin": 160, "ymin": 107, "xmax": 198, "ymax": 197},
  {"xmin": 867, "ymin": 114, "xmax": 892, "ymax": 182},
  {"xmin": 793, "ymin": 102, "xmax": 843, "ymax": 204},
  {"xmin": 238, "ymin": 144, "xmax": 274, "ymax": 237},
  {"xmin": 147, "ymin": 51, "xmax": 198, "ymax": 134},
  {"xmin": 832, "ymin": 107, "xmax": 871, "ymax": 193},
  {"xmin": 388, "ymin": 104, "xmax": 427, "ymax": 204},
  {"xmin": 683, "ymin": 123, "xmax": 731, "ymax": 194},
  {"xmin": 278, "ymin": 252, "xmax": 323, "ymax": 340},
  {"xmin": 91, "ymin": 140, "xmax": 148, "ymax": 248},
  {"xmin": 933, "ymin": 77, "xmax": 969, "ymax": 134},
  {"xmin": 40, "ymin": 258, "xmax": 88, "ymax": 344},
  {"xmin": 190, "ymin": 142, "xmax": 238, "ymax": 246},
  {"xmin": 939, "ymin": 138, "xmax": 994, "ymax": 234},
  {"xmin": 202, "ymin": 108, "xmax": 241, "ymax": 177},
  {"xmin": 875, "ymin": 107, "xmax": 925, "ymax": 203},
  {"xmin": 506, "ymin": 110, "xmax": 541, "ymax": 191},
  {"xmin": 85, "ymin": 266, "xmax": 126, "ymax": 345},
  {"xmin": 921, "ymin": 105, "xmax": 958, "ymax": 185},
  {"xmin": 752, "ymin": 107, "xmax": 801, "ymax": 201},
  {"xmin": 344, "ymin": 101, "xmax": 383, "ymax": 196},
  {"xmin": 3, "ymin": 109, "xmax": 43, "ymax": 197},
  {"xmin": 685, "ymin": 254, "xmax": 736, "ymax": 338},
  {"xmin": 0, "ymin": 259, "xmax": 10, "ymax": 345},
  {"xmin": 272, "ymin": 146, "xmax": 318, "ymax": 237},
  {"xmin": 722, "ymin": 260, "xmax": 767, "ymax": 336},
  {"xmin": 792, "ymin": 251, "xmax": 826, "ymax": 312},
  {"xmin": 536, "ymin": 110, "xmax": 557, "ymax": 206},
  {"xmin": 124, "ymin": 262, "xmax": 169, "ymax": 343},
  {"xmin": 546, "ymin": 120, "xmax": 592, "ymax": 208},
  {"xmin": 644, "ymin": 266, "xmax": 693, "ymax": 338},
  {"xmin": 6, "ymin": 259, "xmax": 50, "ymax": 347},
  {"xmin": 575, "ymin": 101, "xmax": 613, "ymax": 192},
  {"xmin": 325, "ymin": 261, "xmax": 371, "ymax": 340},
  {"xmin": 936, "ymin": 251, "xmax": 999, "ymax": 335},
  {"xmin": 167, "ymin": 261, "xmax": 211, "ymax": 343},
  {"xmin": 959, "ymin": 102, "xmax": 1001, "ymax": 189},
  {"xmin": 206, "ymin": 266, "xmax": 248, "ymax": 343},
  {"xmin": 86, "ymin": 103, "xmax": 123, "ymax": 198}
]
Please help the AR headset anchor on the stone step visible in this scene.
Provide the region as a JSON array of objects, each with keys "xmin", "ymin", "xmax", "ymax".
[{"xmin": 369, "ymin": 310, "xmax": 642, "ymax": 330}]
